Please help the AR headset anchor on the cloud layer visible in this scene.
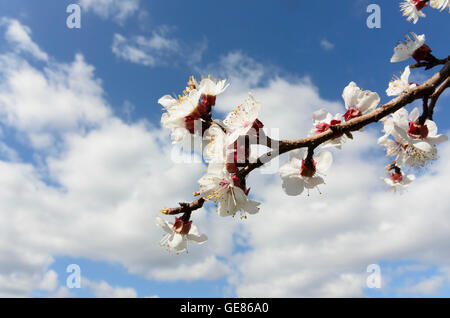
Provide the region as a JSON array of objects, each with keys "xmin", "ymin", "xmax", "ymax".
[{"xmin": 0, "ymin": 18, "xmax": 450, "ymax": 298}]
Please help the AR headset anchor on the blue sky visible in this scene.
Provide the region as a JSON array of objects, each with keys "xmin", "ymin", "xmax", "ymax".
[{"xmin": 0, "ymin": 0, "xmax": 449, "ymax": 298}]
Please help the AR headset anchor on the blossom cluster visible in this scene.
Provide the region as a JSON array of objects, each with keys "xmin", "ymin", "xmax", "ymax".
[
  {"xmin": 400, "ymin": 0, "xmax": 449, "ymax": 24},
  {"xmin": 155, "ymin": 31, "xmax": 448, "ymax": 252}
]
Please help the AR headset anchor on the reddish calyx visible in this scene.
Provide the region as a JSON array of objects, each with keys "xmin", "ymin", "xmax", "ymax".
[
  {"xmin": 252, "ymin": 118, "xmax": 264, "ymax": 130},
  {"xmin": 343, "ymin": 107, "xmax": 362, "ymax": 121},
  {"xmin": 226, "ymin": 139, "xmax": 251, "ymax": 173},
  {"xmin": 315, "ymin": 120, "xmax": 341, "ymax": 134},
  {"xmin": 408, "ymin": 121, "xmax": 429, "ymax": 139},
  {"xmin": 300, "ymin": 158, "xmax": 317, "ymax": 178},
  {"xmin": 412, "ymin": 44, "xmax": 432, "ymax": 64},
  {"xmin": 231, "ymin": 174, "xmax": 250, "ymax": 195},
  {"xmin": 412, "ymin": 0, "xmax": 428, "ymax": 10},
  {"xmin": 184, "ymin": 101, "xmax": 210, "ymax": 134},
  {"xmin": 391, "ymin": 172, "xmax": 403, "ymax": 183},
  {"xmin": 201, "ymin": 94, "xmax": 216, "ymax": 107},
  {"xmin": 172, "ymin": 217, "xmax": 192, "ymax": 235}
]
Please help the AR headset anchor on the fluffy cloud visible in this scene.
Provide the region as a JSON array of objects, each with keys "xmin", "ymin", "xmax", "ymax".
[
  {"xmin": 112, "ymin": 31, "xmax": 207, "ymax": 68},
  {"xmin": 320, "ymin": 39, "xmax": 335, "ymax": 51},
  {"xmin": 82, "ymin": 278, "xmax": 138, "ymax": 298},
  {"xmin": 112, "ymin": 32, "xmax": 179, "ymax": 67},
  {"xmin": 0, "ymin": 19, "xmax": 232, "ymax": 297},
  {"xmin": 0, "ymin": 52, "xmax": 110, "ymax": 149},
  {"xmin": 1, "ymin": 18, "xmax": 450, "ymax": 299},
  {"xmin": 79, "ymin": 0, "xmax": 140, "ymax": 24},
  {"xmin": 0, "ymin": 18, "xmax": 48, "ymax": 61}
]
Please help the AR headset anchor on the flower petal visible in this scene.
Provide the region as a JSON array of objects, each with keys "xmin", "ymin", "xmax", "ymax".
[
  {"xmin": 315, "ymin": 151, "xmax": 333, "ymax": 173},
  {"xmin": 281, "ymin": 176, "xmax": 304, "ymax": 196},
  {"xmin": 187, "ymin": 233, "xmax": 208, "ymax": 244},
  {"xmin": 156, "ymin": 216, "xmax": 173, "ymax": 234}
]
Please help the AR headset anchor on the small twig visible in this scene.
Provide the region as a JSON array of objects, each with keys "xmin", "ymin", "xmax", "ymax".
[
  {"xmin": 162, "ymin": 198, "xmax": 205, "ymax": 215},
  {"xmin": 418, "ymin": 96, "xmax": 429, "ymax": 125},
  {"xmin": 409, "ymin": 56, "xmax": 450, "ymax": 70},
  {"xmin": 428, "ymin": 77, "xmax": 450, "ymax": 120}
]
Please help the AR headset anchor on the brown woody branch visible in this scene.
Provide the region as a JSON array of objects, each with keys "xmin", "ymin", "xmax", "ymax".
[
  {"xmin": 237, "ymin": 59, "xmax": 450, "ymax": 178},
  {"xmin": 409, "ymin": 56, "xmax": 450, "ymax": 70},
  {"xmin": 164, "ymin": 59, "xmax": 450, "ymax": 215},
  {"xmin": 162, "ymin": 198, "xmax": 205, "ymax": 215},
  {"xmin": 428, "ymin": 77, "xmax": 450, "ymax": 120}
]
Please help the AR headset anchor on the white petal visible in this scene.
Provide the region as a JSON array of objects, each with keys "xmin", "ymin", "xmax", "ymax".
[
  {"xmin": 168, "ymin": 233, "xmax": 186, "ymax": 251},
  {"xmin": 156, "ymin": 216, "xmax": 173, "ymax": 234},
  {"xmin": 424, "ymin": 119, "xmax": 438, "ymax": 137},
  {"xmin": 409, "ymin": 107, "xmax": 420, "ymax": 121},
  {"xmin": 426, "ymin": 134, "xmax": 448, "ymax": 145},
  {"xmin": 187, "ymin": 233, "xmax": 208, "ymax": 244},
  {"xmin": 158, "ymin": 95, "xmax": 177, "ymax": 109},
  {"xmin": 315, "ymin": 151, "xmax": 333, "ymax": 173},
  {"xmin": 288, "ymin": 148, "xmax": 307, "ymax": 162},
  {"xmin": 281, "ymin": 176, "xmax": 305, "ymax": 196},
  {"xmin": 312, "ymin": 109, "xmax": 331, "ymax": 124},
  {"xmin": 304, "ymin": 176, "xmax": 325, "ymax": 189},
  {"xmin": 412, "ymin": 140, "xmax": 433, "ymax": 152}
]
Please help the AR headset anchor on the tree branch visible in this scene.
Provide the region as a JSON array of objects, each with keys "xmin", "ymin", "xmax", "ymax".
[
  {"xmin": 428, "ymin": 76, "xmax": 450, "ymax": 120},
  {"xmin": 238, "ymin": 59, "xmax": 450, "ymax": 178},
  {"xmin": 163, "ymin": 59, "xmax": 450, "ymax": 215},
  {"xmin": 409, "ymin": 55, "xmax": 450, "ymax": 70}
]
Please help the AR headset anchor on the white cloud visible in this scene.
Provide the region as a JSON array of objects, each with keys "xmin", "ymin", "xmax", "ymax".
[
  {"xmin": 82, "ymin": 278, "xmax": 138, "ymax": 298},
  {"xmin": 150, "ymin": 256, "xmax": 231, "ymax": 281},
  {"xmin": 112, "ymin": 31, "xmax": 207, "ymax": 68},
  {"xmin": 112, "ymin": 32, "xmax": 179, "ymax": 67},
  {"xmin": 0, "ymin": 18, "xmax": 48, "ymax": 61},
  {"xmin": 1, "ymin": 19, "xmax": 450, "ymax": 299},
  {"xmin": 0, "ymin": 19, "xmax": 232, "ymax": 297},
  {"xmin": 401, "ymin": 275, "xmax": 445, "ymax": 296},
  {"xmin": 79, "ymin": 0, "xmax": 140, "ymax": 24},
  {"xmin": 0, "ymin": 51, "xmax": 110, "ymax": 149},
  {"xmin": 320, "ymin": 39, "xmax": 335, "ymax": 51}
]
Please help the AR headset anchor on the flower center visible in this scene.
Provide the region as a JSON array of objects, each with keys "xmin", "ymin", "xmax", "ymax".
[
  {"xmin": 343, "ymin": 107, "xmax": 362, "ymax": 121},
  {"xmin": 412, "ymin": 44, "xmax": 432, "ymax": 64},
  {"xmin": 172, "ymin": 217, "xmax": 192, "ymax": 235},
  {"xmin": 408, "ymin": 121, "xmax": 429, "ymax": 139},
  {"xmin": 391, "ymin": 172, "xmax": 403, "ymax": 183},
  {"xmin": 201, "ymin": 94, "xmax": 216, "ymax": 107},
  {"xmin": 300, "ymin": 159, "xmax": 317, "ymax": 178},
  {"xmin": 219, "ymin": 178, "xmax": 231, "ymax": 188},
  {"xmin": 412, "ymin": 0, "xmax": 428, "ymax": 10},
  {"xmin": 252, "ymin": 118, "xmax": 264, "ymax": 130},
  {"xmin": 231, "ymin": 174, "xmax": 250, "ymax": 195},
  {"xmin": 226, "ymin": 139, "xmax": 250, "ymax": 173},
  {"xmin": 315, "ymin": 120, "xmax": 341, "ymax": 134}
]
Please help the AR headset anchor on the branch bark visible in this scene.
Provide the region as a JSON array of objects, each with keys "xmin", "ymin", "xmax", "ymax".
[{"xmin": 164, "ymin": 59, "xmax": 450, "ymax": 215}]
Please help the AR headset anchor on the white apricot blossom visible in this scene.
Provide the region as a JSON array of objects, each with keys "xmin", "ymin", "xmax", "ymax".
[
  {"xmin": 198, "ymin": 163, "xmax": 260, "ymax": 218},
  {"xmin": 160, "ymin": 89, "xmax": 204, "ymax": 144},
  {"xmin": 342, "ymin": 82, "xmax": 380, "ymax": 121},
  {"xmin": 198, "ymin": 77, "xmax": 229, "ymax": 100},
  {"xmin": 430, "ymin": 0, "xmax": 450, "ymax": 11},
  {"xmin": 400, "ymin": 0, "xmax": 427, "ymax": 24},
  {"xmin": 279, "ymin": 149, "xmax": 333, "ymax": 196},
  {"xmin": 309, "ymin": 109, "xmax": 346, "ymax": 149},
  {"xmin": 382, "ymin": 172, "xmax": 416, "ymax": 192},
  {"xmin": 378, "ymin": 107, "xmax": 447, "ymax": 167},
  {"xmin": 386, "ymin": 66, "xmax": 417, "ymax": 96},
  {"xmin": 223, "ymin": 93, "xmax": 263, "ymax": 143},
  {"xmin": 390, "ymin": 32, "xmax": 427, "ymax": 63},
  {"xmin": 156, "ymin": 216, "xmax": 207, "ymax": 254},
  {"xmin": 204, "ymin": 123, "xmax": 229, "ymax": 163}
]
